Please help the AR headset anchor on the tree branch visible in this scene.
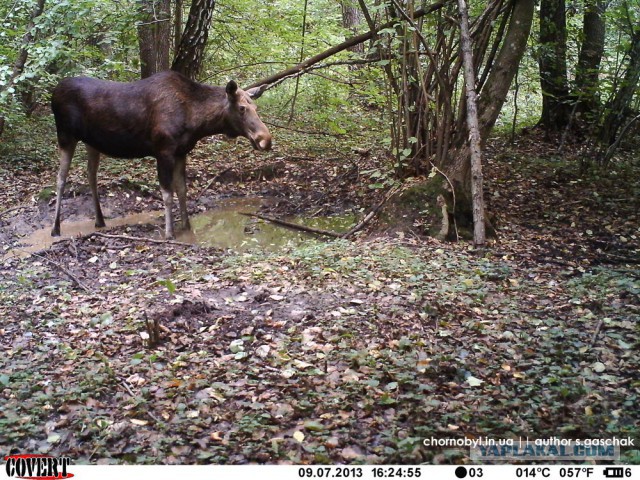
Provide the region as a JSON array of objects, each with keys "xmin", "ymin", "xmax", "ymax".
[
  {"xmin": 240, "ymin": 212, "xmax": 343, "ymax": 238},
  {"xmin": 246, "ymin": 2, "xmax": 445, "ymax": 90}
]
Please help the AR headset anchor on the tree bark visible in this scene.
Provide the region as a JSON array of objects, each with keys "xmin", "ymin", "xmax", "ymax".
[
  {"xmin": 171, "ymin": 0, "xmax": 216, "ymax": 79},
  {"xmin": 457, "ymin": 0, "xmax": 486, "ymax": 246},
  {"xmin": 477, "ymin": 0, "xmax": 535, "ymax": 140},
  {"xmin": 446, "ymin": 0, "xmax": 534, "ymax": 204},
  {"xmin": 574, "ymin": 0, "xmax": 606, "ymax": 116},
  {"xmin": 341, "ymin": 1, "xmax": 364, "ymax": 54},
  {"xmin": 538, "ymin": 0, "xmax": 570, "ymax": 131},
  {"xmin": 174, "ymin": 0, "xmax": 183, "ymax": 53},
  {"xmin": 138, "ymin": 0, "xmax": 171, "ymax": 78}
]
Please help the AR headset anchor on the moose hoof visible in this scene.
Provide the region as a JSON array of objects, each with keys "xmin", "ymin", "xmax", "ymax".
[
  {"xmin": 51, "ymin": 227, "xmax": 60, "ymax": 237},
  {"xmin": 95, "ymin": 220, "xmax": 106, "ymax": 228}
]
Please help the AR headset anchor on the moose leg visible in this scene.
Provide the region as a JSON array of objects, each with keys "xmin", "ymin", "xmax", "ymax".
[
  {"xmin": 51, "ymin": 141, "xmax": 77, "ymax": 236},
  {"xmin": 87, "ymin": 145, "xmax": 106, "ymax": 228},
  {"xmin": 157, "ymin": 157, "xmax": 175, "ymax": 239},
  {"xmin": 172, "ymin": 156, "xmax": 190, "ymax": 230}
]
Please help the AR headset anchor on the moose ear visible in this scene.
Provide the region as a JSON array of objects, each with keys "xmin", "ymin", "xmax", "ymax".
[
  {"xmin": 225, "ymin": 80, "xmax": 238, "ymax": 98},
  {"xmin": 245, "ymin": 84, "xmax": 267, "ymax": 100}
]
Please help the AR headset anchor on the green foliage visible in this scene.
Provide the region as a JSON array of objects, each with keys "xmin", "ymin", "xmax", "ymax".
[{"xmin": 0, "ymin": 0, "xmax": 138, "ymax": 127}]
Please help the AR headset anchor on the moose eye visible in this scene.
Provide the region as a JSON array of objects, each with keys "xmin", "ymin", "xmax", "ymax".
[{"xmin": 239, "ymin": 105, "xmax": 247, "ymax": 115}]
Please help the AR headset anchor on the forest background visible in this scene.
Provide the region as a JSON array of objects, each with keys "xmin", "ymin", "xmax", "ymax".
[{"xmin": 0, "ymin": 0, "xmax": 638, "ymax": 466}]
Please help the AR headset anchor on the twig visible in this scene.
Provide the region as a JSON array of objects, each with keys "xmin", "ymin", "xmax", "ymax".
[
  {"xmin": 589, "ymin": 319, "xmax": 604, "ymax": 349},
  {"xmin": 120, "ymin": 380, "xmax": 137, "ymax": 398},
  {"xmin": 194, "ymin": 167, "xmax": 232, "ymax": 201},
  {"xmin": 244, "ymin": 0, "xmax": 444, "ymax": 91},
  {"xmin": 88, "ymin": 232, "xmax": 194, "ymax": 247},
  {"xmin": 341, "ymin": 185, "xmax": 400, "ymax": 238},
  {"xmin": 120, "ymin": 380, "xmax": 162, "ymax": 423},
  {"xmin": 0, "ymin": 204, "xmax": 30, "ymax": 219},
  {"xmin": 240, "ymin": 212, "xmax": 343, "ymax": 238},
  {"xmin": 29, "ymin": 251, "xmax": 90, "ymax": 292},
  {"xmin": 601, "ymin": 113, "xmax": 640, "ymax": 164}
]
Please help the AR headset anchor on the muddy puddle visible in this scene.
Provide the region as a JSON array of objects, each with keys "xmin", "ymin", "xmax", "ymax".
[
  {"xmin": 9, "ymin": 197, "xmax": 357, "ymax": 257},
  {"xmin": 179, "ymin": 197, "xmax": 357, "ymax": 251}
]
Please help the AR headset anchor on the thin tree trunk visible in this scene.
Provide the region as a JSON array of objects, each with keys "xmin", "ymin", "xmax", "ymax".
[
  {"xmin": 341, "ymin": 1, "xmax": 363, "ymax": 53},
  {"xmin": 598, "ymin": 31, "xmax": 640, "ymax": 157},
  {"xmin": 477, "ymin": 0, "xmax": 535, "ymax": 140},
  {"xmin": 457, "ymin": 0, "xmax": 485, "ymax": 246},
  {"xmin": 171, "ymin": 0, "xmax": 216, "ymax": 79},
  {"xmin": 174, "ymin": 0, "xmax": 183, "ymax": 53}
]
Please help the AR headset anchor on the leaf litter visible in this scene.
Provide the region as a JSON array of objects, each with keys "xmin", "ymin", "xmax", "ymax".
[{"xmin": 0, "ymin": 133, "xmax": 638, "ymax": 464}]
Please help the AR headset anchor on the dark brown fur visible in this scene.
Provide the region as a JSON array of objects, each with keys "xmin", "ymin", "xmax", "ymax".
[{"xmin": 50, "ymin": 71, "xmax": 271, "ymax": 238}]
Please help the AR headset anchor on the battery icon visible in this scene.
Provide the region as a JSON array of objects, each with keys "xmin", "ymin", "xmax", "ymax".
[{"xmin": 603, "ymin": 468, "xmax": 624, "ymax": 478}]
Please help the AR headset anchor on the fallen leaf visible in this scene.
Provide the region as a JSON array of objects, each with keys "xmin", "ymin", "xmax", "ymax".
[{"xmin": 466, "ymin": 376, "xmax": 484, "ymax": 387}]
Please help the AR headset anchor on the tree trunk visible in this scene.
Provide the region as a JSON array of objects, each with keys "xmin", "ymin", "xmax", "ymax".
[
  {"xmin": 457, "ymin": 0, "xmax": 485, "ymax": 246},
  {"xmin": 574, "ymin": 0, "xmax": 606, "ymax": 116},
  {"xmin": 341, "ymin": 1, "xmax": 364, "ymax": 54},
  {"xmin": 171, "ymin": 0, "xmax": 216, "ymax": 79},
  {"xmin": 538, "ymin": 0, "xmax": 570, "ymax": 131},
  {"xmin": 446, "ymin": 0, "xmax": 534, "ymax": 208},
  {"xmin": 174, "ymin": 0, "xmax": 183, "ymax": 53},
  {"xmin": 598, "ymin": 31, "xmax": 640, "ymax": 158},
  {"xmin": 477, "ymin": 0, "xmax": 535, "ymax": 140},
  {"xmin": 138, "ymin": 0, "xmax": 171, "ymax": 78}
]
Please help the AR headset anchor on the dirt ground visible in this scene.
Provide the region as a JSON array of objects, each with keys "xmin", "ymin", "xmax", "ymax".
[{"xmin": 0, "ymin": 129, "xmax": 638, "ymax": 464}]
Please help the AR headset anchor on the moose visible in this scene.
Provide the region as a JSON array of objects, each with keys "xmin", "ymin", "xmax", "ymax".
[{"xmin": 50, "ymin": 71, "xmax": 272, "ymax": 239}]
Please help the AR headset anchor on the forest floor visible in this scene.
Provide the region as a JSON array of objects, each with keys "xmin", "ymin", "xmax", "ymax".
[{"xmin": 0, "ymin": 119, "xmax": 638, "ymax": 464}]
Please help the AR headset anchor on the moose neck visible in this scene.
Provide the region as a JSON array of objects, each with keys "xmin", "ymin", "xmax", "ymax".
[{"xmin": 192, "ymin": 86, "xmax": 232, "ymax": 139}]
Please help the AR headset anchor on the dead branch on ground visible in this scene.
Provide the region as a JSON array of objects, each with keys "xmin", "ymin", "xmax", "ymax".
[
  {"xmin": 87, "ymin": 232, "xmax": 195, "ymax": 247},
  {"xmin": 341, "ymin": 185, "xmax": 400, "ymax": 238},
  {"xmin": 240, "ymin": 212, "xmax": 343, "ymax": 238},
  {"xmin": 28, "ymin": 251, "xmax": 91, "ymax": 292}
]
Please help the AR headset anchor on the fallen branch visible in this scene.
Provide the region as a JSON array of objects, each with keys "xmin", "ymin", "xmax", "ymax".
[
  {"xmin": 195, "ymin": 167, "xmax": 232, "ymax": 201},
  {"xmin": 0, "ymin": 204, "xmax": 31, "ymax": 219},
  {"xmin": 240, "ymin": 212, "xmax": 343, "ymax": 238},
  {"xmin": 87, "ymin": 232, "xmax": 194, "ymax": 247},
  {"xmin": 119, "ymin": 380, "xmax": 162, "ymax": 423},
  {"xmin": 264, "ymin": 120, "xmax": 345, "ymax": 137},
  {"xmin": 592, "ymin": 251, "xmax": 640, "ymax": 265},
  {"xmin": 589, "ymin": 319, "xmax": 604, "ymax": 349},
  {"xmin": 341, "ymin": 185, "xmax": 400, "ymax": 238},
  {"xmin": 29, "ymin": 251, "xmax": 90, "ymax": 292}
]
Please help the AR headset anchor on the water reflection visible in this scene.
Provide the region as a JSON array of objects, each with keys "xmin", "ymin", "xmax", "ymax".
[
  {"xmin": 10, "ymin": 197, "xmax": 357, "ymax": 256},
  {"xmin": 178, "ymin": 197, "xmax": 357, "ymax": 251}
]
